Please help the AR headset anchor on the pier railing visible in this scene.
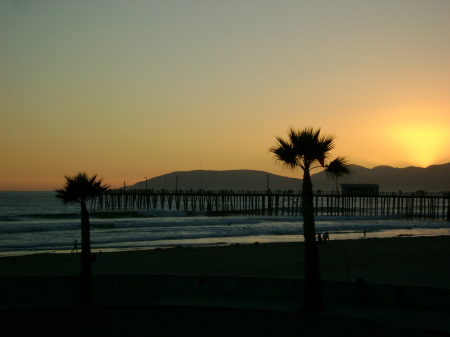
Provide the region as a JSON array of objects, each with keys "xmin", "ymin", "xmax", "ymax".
[{"xmin": 91, "ymin": 189, "xmax": 450, "ymax": 220}]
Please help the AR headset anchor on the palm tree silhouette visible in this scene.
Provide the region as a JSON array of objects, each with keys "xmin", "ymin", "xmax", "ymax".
[
  {"xmin": 270, "ymin": 127, "xmax": 351, "ymax": 311},
  {"xmin": 55, "ymin": 172, "xmax": 109, "ymax": 305},
  {"xmin": 326, "ymin": 156, "xmax": 351, "ymax": 193}
]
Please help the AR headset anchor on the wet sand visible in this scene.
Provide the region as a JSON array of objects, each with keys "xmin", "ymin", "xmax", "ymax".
[{"xmin": 2, "ymin": 235, "xmax": 449, "ymax": 288}]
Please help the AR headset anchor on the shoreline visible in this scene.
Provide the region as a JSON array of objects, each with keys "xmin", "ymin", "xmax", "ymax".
[
  {"xmin": 1, "ymin": 235, "xmax": 449, "ymax": 289},
  {"xmin": 2, "ymin": 227, "xmax": 449, "ymax": 259}
]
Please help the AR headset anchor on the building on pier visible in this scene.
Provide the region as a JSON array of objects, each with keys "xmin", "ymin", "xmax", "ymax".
[{"xmin": 341, "ymin": 184, "xmax": 379, "ymax": 196}]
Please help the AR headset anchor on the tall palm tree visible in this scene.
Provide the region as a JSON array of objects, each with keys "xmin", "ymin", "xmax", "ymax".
[
  {"xmin": 55, "ymin": 172, "xmax": 109, "ymax": 305},
  {"xmin": 269, "ymin": 127, "xmax": 351, "ymax": 311}
]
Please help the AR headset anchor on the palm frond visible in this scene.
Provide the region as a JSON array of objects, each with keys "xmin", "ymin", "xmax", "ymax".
[
  {"xmin": 270, "ymin": 126, "xmax": 348, "ymax": 175},
  {"xmin": 325, "ymin": 156, "xmax": 352, "ymax": 180},
  {"xmin": 290, "ymin": 127, "xmax": 335, "ymax": 167},
  {"xmin": 55, "ymin": 172, "xmax": 110, "ymax": 204},
  {"xmin": 269, "ymin": 135, "xmax": 300, "ymax": 170}
]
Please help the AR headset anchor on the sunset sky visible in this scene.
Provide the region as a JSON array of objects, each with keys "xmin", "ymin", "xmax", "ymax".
[{"xmin": 1, "ymin": 1, "xmax": 449, "ymax": 191}]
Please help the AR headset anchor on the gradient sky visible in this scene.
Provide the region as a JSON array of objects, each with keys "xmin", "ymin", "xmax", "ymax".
[{"xmin": 1, "ymin": 0, "xmax": 449, "ymax": 191}]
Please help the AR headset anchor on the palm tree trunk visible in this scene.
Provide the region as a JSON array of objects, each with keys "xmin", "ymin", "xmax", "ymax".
[
  {"xmin": 302, "ymin": 170, "xmax": 324, "ymax": 311},
  {"xmin": 80, "ymin": 201, "xmax": 92, "ymax": 305}
]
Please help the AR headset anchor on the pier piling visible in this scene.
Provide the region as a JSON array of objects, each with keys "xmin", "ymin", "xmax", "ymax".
[{"xmin": 92, "ymin": 190, "xmax": 449, "ymax": 220}]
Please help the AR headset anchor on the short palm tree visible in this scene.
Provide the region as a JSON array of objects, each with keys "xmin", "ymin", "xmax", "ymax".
[
  {"xmin": 55, "ymin": 172, "xmax": 109, "ymax": 305},
  {"xmin": 269, "ymin": 127, "xmax": 351, "ymax": 311},
  {"xmin": 326, "ymin": 156, "xmax": 351, "ymax": 193}
]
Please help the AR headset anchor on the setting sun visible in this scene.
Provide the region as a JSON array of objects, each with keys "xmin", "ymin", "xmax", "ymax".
[
  {"xmin": 386, "ymin": 124, "xmax": 449, "ymax": 167},
  {"xmin": 1, "ymin": 1, "xmax": 449, "ymax": 190}
]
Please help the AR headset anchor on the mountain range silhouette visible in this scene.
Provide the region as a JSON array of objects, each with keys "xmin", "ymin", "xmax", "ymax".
[{"xmin": 130, "ymin": 163, "xmax": 450, "ymax": 192}]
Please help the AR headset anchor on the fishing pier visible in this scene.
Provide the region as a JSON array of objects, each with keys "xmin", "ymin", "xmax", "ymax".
[{"xmin": 92, "ymin": 190, "xmax": 450, "ymax": 220}]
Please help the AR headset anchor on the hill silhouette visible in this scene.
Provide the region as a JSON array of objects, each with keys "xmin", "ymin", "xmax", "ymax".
[
  {"xmin": 312, "ymin": 163, "xmax": 450, "ymax": 192},
  {"xmin": 130, "ymin": 163, "xmax": 450, "ymax": 192},
  {"xmin": 131, "ymin": 170, "xmax": 302, "ymax": 191}
]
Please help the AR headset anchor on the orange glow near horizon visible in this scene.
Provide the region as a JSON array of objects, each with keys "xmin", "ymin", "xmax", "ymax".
[
  {"xmin": 386, "ymin": 125, "xmax": 449, "ymax": 167},
  {"xmin": 1, "ymin": 2, "xmax": 449, "ymax": 191},
  {"xmin": 338, "ymin": 103, "xmax": 450, "ymax": 170},
  {"xmin": 371, "ymin": 104, "xmax": 450, "ymax": 168}
]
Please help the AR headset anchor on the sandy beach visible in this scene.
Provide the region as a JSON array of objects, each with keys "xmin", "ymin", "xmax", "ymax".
[
  {"xmin": 1, "ymin": 235, "xmax": 450, "ymax": 337},
  {"xmin": 2, "ymin": 235, "xmax": 449, "ymax": 289}
]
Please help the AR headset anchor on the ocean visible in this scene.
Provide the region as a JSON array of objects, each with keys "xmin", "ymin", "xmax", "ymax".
[{"xmin": 1, "ymin": 191, "xmax": 449, "ymax": 257}]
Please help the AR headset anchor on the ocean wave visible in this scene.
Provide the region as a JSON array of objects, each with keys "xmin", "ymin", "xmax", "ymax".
[
  {"xmin": 91, "ymin": 210, "xmax": 189, "ymax": 218},
  {"xmin": 0, "ymin": 222, "xmax": 80, "ymax": 234},
  {"xmin": 1, "ymin": 214, "xmax": 448, "ymax": 236},
  {"xmin": 90, "ymin": 222, "xmax": 116, "ymax": 229},
  {"xmin": 0, "ymin": 213, "xmax": 80, "ymax": 222},
  {"xmin": 0, "ymin": 209, "xmax": 190, "ymax": 221},
  {"xmin": 0, "ymin": 216, "xmax": 21, "ymax": 222},
  {"xmin": 25, "ymin": 213, "xmax": 80, "ymax": 219}
]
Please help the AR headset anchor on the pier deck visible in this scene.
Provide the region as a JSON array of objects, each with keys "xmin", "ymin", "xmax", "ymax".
[{"xmin": 92, "ymin": 190, "xmax": 450, "ymax": 220}]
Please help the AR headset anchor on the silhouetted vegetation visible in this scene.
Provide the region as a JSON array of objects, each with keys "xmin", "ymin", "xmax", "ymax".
[
  {"xmin": 270, "ymin": 127, "xmax": 350, "ymax": 311},
  {"xmin": 55, "ymin": 172, "xmax": 109, "ymax": 305}
]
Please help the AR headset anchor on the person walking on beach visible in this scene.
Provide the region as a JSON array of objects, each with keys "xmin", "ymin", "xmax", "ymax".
[
  {"xmin": 317, "ymin": 233, "xmax": 323, "ymax": 245},
  {"xmin": 323, "ymin": 231, "xmax": 329, "ymax": 243},
  {"xmin": 71, "ymin": 240, "xmax": 78, "ymax": 253}
]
